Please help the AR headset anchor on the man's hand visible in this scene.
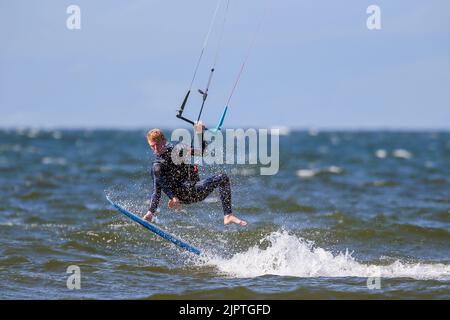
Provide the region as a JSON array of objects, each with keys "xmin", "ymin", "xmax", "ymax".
[
  {"xmin": 168, "ymin": 197, "xmax": 181, "ymax": 209},
  {"xmin": 143, "ymin": 211, "xmax": 154, "ymax": 222},
  {"xmin": 194, "ymin": 121, "xmax": 205, "ymax": 134}
]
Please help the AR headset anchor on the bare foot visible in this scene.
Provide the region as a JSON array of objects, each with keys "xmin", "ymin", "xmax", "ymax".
[
  {"xmin": 143, "ymin": 212, "xmax": 154, "ymax": 223},
  {"xmin": 224, "ymin": 214, "xmax": 247, "ymax": 226}
]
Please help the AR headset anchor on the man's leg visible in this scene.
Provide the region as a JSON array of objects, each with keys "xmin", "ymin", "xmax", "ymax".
[{"xmin": 189, "ymin": 173, "xmax": 247, "ymax": 226}]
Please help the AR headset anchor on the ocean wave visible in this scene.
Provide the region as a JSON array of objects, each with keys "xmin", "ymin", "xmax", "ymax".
[
  {"xmin": 265, "ymin": 197, "xmax": 315, "ymax": 213},
  {"xmin": 202, "ymin": 231, "xmax": 450, "ymax": 280},
  {"xmin": 18, "ymin": 191, "xmax": 52, "ymax": 201},
  {"xmin": 0, "ymin": 255, "xmax": 31, "ymax": 267}
]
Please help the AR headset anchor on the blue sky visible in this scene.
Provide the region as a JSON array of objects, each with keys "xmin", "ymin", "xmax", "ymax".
[{"xmin": 1, "ymin": 0, "xmax": 449, "ymax": 129}]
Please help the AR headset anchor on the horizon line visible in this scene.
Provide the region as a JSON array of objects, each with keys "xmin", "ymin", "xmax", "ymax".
[{"xmin": 1, "ymin": 125, "xmax": 449, "ymax": 132}]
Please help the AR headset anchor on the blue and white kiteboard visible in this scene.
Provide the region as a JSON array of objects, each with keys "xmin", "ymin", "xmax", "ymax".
[{"xmin": 106, "ymin": 195, "xmax": 201, "ymax": 255}]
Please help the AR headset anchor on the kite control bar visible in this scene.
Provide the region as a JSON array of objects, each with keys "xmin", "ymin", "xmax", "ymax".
[
  {"xmin": 176, "ymin": 98, "xmax": 228, "ymax": 132},
  {"xmin": 175, "ymin": 90, "xmax": 206, "ymax": 127}
]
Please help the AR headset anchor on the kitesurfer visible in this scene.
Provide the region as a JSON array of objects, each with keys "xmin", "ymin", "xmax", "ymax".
[{"xmin": 143, "ymin": 123, "xmax": 247, "ymax": 226}]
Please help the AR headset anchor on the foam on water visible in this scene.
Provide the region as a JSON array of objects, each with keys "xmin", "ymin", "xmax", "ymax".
[
  {"xmin": 296, "ymin": 169, "xmax": 316, "ymax": 178},
  {"xmin": 202, "ymin": 231, "xmax": 450, "ymax": 280},
  {"xmin": 393, "ymin": 149, "xmax": 413, "ymax": 159},
  {"xmin": 296, "ymin": 166, "xmax": 343, "ymax": 179},
  {"xmin": 375, "ymin": 149, "xmax": 388, "ymax": 159}
]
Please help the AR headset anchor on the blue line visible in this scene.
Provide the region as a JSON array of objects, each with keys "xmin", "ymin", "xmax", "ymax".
[{"xmin": 216, "ymin": 105, "xmax": 228, "ymax": 130}]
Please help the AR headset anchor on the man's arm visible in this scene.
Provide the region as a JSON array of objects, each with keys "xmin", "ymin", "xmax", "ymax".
[
  {"xmin": 145, "ymin": 162, "xmax": 178, "ymax": 222},
  {"xmin": 153, "ymin": 162, "xmax": 177, "ymax": 198},
  {"xmin": 148, "ymin": 163, "xmax": 162, "ymax": 214},
  {"xmin": 149, "ymin": 162, "xmax": 178, "ymax": 205},
  {"xmin": 144, "ymin": 163, "xmax": 180, "ymax": 222},
  {"xmin": 190, "ymin": 121, "xmax": 208, "ymax": 156}
]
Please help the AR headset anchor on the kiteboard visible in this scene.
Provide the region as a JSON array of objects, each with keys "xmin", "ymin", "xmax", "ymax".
[{"xmin": 106, "ymin": 195, "xmax": 201, "ymax": 255}]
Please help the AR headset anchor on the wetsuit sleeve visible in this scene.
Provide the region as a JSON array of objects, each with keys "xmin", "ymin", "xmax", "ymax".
[
  {"xmin": 190, "ymin": 132, "xmax": 208, "ymax": 156},
  {"xmin": 150, "ymin": 163, "xmax": 176, "ymax": 210},
  {"xmin": 149, "ymin": 164, "xmax": 162, "ymax": 212}
]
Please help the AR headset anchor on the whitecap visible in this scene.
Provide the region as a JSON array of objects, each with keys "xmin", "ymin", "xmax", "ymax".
[
  {"xmin": 375, "ymin": 149, "xmax": 387, "ymax": 159},
  {"xmin": 202, "ymin": 230, "xmax": 450, "ymax": 280},
  {"xmin": 296, "ymin": 166, "xmax": 342, "ymax": 178},
  {"xmin": 393, "ymin": 149, "xmax": 412, "ymax": 159},
  {"xmin": 327, "ymin": 166, "xmax": 343, "ymax": 174},
  {"xmin": 87, "ymin": 231, "xmax": 100, "ymax": 237},
  {"xmin": 296, "ymin": 169, "xmax": 317, "ymax": 178}
]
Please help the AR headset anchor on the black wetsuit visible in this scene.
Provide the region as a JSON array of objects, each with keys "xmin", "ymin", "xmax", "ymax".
[{"xmin": 149, "ymin": 143, "xmax": 232, "ymax": 215}]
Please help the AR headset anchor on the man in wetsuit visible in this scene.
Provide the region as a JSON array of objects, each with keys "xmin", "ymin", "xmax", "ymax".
[{"xmin": 143, "ymin": 123, "xmax": 247, "ymax": 226}]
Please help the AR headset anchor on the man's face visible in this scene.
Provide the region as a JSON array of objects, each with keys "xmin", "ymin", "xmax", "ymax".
[{"xmin": 149, "ymin": 139, "xmax": 166, "ymax": 156}]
